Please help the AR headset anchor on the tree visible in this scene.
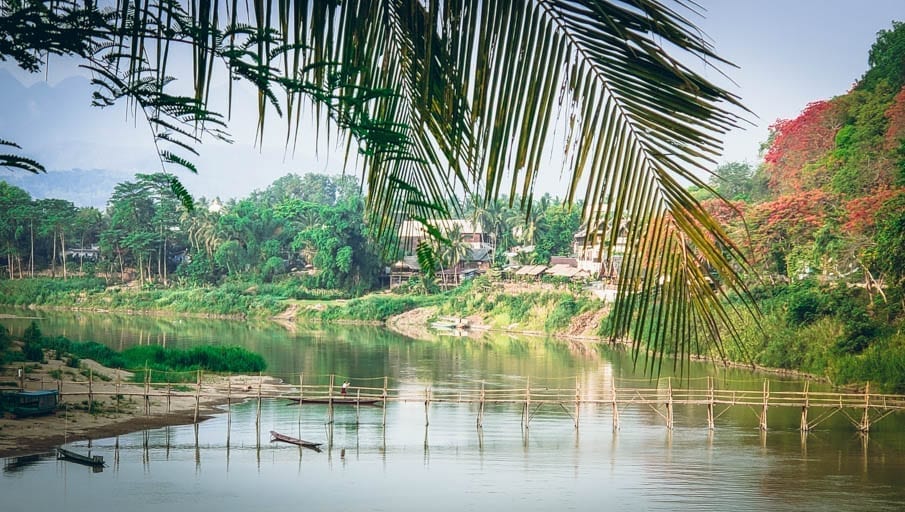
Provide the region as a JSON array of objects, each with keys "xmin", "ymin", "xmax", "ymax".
[
  {"xmin": 1, "ymin": 0, "xmax": 756, "ymax": 366},
  {"xmin": 708, "ymin": 162, "xmax": 756, "ymax": 201}
]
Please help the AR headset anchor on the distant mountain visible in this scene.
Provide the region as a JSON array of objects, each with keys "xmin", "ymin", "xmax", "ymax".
[{"xmin": 0, "ymin": 168, "xmax": 133, "ymax": 208}]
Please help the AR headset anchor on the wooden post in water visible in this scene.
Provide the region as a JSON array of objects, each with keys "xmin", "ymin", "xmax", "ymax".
[
  {"xmin": 115, "ymin": 370, "xmax": 121, "ymax": 414},
  {"xmin": 859, "ymin": 382, "xmax": 871, "ymax": 433},
  {"xmin": 88, "ymin": 369, "xmax": 93, "ymax": 414},
  {"xmin": 226, "ymin": 378, "xmax": 232, "ymax": 447},
  {"xmin": 327, "ymin": 374, "xmax": 335, "ymax": 425},
  {"xmin": 144, "ymin": 367, "xmax": 151, "ymax": 416},
  {"xmin": 424, "ymin": 386, "xmax": 431, "ymax": 427},
  {"xmin": 706, "ymin": 376, "xmax": 715, "ymax": 430},
  {"xmin": 194, "ymin": 369, "xmax": 202, "ymax": 424},
  {"xmin": 574, "ymin": 376, "xmax": 581, "ymax": 430},
  {"xmin": 800, "ymin": 381, "xmax": 810, "ymax": 432},
  {"xmin": 523, "ymin": 376, "xmax": 531, "ymax": 430},
  {"xmin": 665, "ymin": 378, "xmax": 674, "ymax": 430},
  {"xmin": 612, "ymin": 380, "xmax": 620, "ymax": 431},
  {"xmin": 477, "ymin": 380, "xmax": 485, "ymax": 429},
  {"xmin": 255, "ymin": 371, "xmax": 263, "ymax": 427},
  {"xmin": 382, "ymin": 376, "xmax": 388, "ymax": 429},
  {"xmin": 297, "ymin": 373, "xmax": 304, "ymax": 429},
  {"xmin": 759, "ymin": 379, "xmax": 769, "ymax": 431},
  {"xmin": 355, "ymin": 389, "xmax": 361, "ymax": 426}
]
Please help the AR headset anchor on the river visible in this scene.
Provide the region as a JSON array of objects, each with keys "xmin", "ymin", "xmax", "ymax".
[{"xmin": 1, "ymin": 308, "xmax": 903, "ymax": 511}]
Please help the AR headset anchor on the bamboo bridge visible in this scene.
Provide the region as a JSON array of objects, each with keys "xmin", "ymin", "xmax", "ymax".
[{"xmin": 13, "ymin": 370, "xmax": 905, "ymax": 433}]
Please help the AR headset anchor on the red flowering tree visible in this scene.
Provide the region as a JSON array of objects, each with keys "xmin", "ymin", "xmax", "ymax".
[
  {"xmin": 763, "ymin": 100, "xmax": 841, "ymax": 195},
  {"xmin": 748, "ymin": 190, "xmax": 835, "ymax": 277},
  {"xmin": 884, "ymin": 86, "xmax": 905, "ymax": 149}
]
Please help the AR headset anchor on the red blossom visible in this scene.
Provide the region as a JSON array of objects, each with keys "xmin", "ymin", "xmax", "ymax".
[{"xmin": 763, "ymin": 100, "xmax": 841, "ymax": 195}]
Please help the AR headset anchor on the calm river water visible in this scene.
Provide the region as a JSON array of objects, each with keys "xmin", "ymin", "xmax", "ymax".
[{"xmin": 1, "ymin": 308, "xmax": 904, "ymax": 511}]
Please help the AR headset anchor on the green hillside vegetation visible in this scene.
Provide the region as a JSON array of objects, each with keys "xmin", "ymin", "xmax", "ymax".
[{"xmin": 687, "ymin": 22, "xmax": 905, "ymax": 391}]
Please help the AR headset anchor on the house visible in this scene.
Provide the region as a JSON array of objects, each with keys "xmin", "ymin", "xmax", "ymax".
[
  {"xmin": 391, "ymin": 219, "xmax": 494, "ymax": 288},
  {"xmin": 573, "ymin": 217, "xmax": 628, "ymax": 280},
  {"xmin": 0, "ymin": 390, "xmax": 58, "ymax": 418},
  {"xmin": 64, "ymin": 244, "xmax": 100, "ymax": 261}
]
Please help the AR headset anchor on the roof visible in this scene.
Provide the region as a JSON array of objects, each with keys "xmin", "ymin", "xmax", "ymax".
[
  {"xmin": 549, "ymin": 256, "xmax": 577, "ymax": 267},
  {"xmin": 469, "ymin": 247, "xmax": 493, "ymax": 262},
  {"xmin": 515, "ymin": 265, "xmax": 547, "ymax": 276}
]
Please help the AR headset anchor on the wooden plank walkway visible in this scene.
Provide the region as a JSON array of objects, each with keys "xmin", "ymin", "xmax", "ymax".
[{"xmin": 11, "ymin": 371, "xmax": 905, "ymax": 433}]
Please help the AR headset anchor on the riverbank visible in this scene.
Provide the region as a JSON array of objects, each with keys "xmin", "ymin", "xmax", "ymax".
[{"xmin": 0, "ymin": 358, "xmax": 279, "ymax": 458}]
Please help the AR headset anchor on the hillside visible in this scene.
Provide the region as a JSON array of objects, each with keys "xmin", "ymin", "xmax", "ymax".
[{"xmin": 691, "ymin": 21, "xmax": 905, "ymax": 391}]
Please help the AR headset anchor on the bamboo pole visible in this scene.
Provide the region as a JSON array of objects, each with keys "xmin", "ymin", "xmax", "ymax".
[
  {"xmin": 328, "ymin": 374, "xmax": 337, "ymax": 425},
  {"xmin": 523, "ymin": 376, "xmax": 531, "ymax": 429},
  {"xmin": 574, "ymin": 376, "xmax": 581, "ymax": 430},
  {"xmin": 297, "ymin": 373, "xmax": 304, "ymax": 430},
  {"xmin": 477, "ymin": 380, "xmax": 485, "ymax": 429},
  {"xmin": 860, "ymin": 382, "xmax": 871, "ymax": 433},
  {"xmin": 800, "ymin": 381, "xmax": 810, "ymax": 432},
  {"xmin": 193, "ymin": 369, "xmax": 201, "ymax": 424},
  {"xmin": 88, "ymin": 369, "xmax": 93, "ymax": 414},
  {"xmin": 355, "ymin": 389, "xmax": 361, "ymax": 426},
  {"xmin": 612, "ymin": 380, "xmax": 620, "ymax": 431},
  {"xmin": 759, "ymin": 379, "xmax": 769, "ymax": 431},
  {"xmin": 424, "ymin": 386, "xmax": 431, "ymax": 427},
  {"xmin": 166, "ymin": 380, "xmax": 171, "ymax": 413},
  {"xmin": 382, "ymin": 376, "xmax": 388, "ymax": 428},
  {"xmin": 144, "ymin": 366, "xmax": 150, "ymax": 416},
  {"xmin": 706, "ymin": 376, "xmax": 715, "ymax": 430},
  {"xmin": 115, "ymin": 370, "xmax": 121, "ymax": 414},
  {"xmin": 226, "ymin": 378, "xmax": 232, "ymax": 447},
  {"xmin": 255, "ymin": 371, "xmax": 263, "ymax": 427},
  {"xmin": 666, "ymin": 377, "xmax": 673, "ymax": 430}
]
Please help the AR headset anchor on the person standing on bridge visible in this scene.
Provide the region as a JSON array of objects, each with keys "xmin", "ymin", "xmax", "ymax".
[{"xmin": 341, "ymin": 380, "xmax": 350, "ymax": 396}]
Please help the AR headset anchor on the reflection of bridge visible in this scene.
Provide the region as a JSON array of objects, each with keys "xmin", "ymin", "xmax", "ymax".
[{"xmin": 15, "ymin": 371, "xmax": 905, "ymax": 433}]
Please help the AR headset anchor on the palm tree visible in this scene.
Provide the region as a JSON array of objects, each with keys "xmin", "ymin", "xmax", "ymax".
[{"xmin": 1, "ymin": 0, "xmax": 757, "ymax": 368}]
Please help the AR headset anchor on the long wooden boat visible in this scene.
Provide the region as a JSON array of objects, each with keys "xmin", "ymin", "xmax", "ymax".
[
  {"xmin": 57, "ymin": 447, "xmax": 105, "ymax": 467},
  {"xmin": 269, "ymin": 431, "xmax": 323, "ymax": 452},
  {"xmin": 287, "ymin": 397, "xmax": 383, "ymax": 405}
]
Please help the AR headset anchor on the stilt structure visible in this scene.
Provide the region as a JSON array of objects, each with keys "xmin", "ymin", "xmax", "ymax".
[
  {"xmin": 800, "ymin": 381, "xmax": 810, "ymax": 432},
  {"xmin": 665, "ymin": 378, "xmax": 674, "ymax": 430},
  {"xmin": 759, "ymin": 379, "xmax": 769, "ymax": 431}
]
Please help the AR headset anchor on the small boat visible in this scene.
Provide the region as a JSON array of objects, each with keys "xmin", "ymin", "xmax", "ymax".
[
  {"xmin": 430, "ymin": 316, "xmax": 469, "ymax": 330},
  {"xmin": 57, "ymin": 447, "xmax": 105, "ymax": 468},
  {"xmin": 269, "ymin": 431, "xmax": 323, "ymax": 452},
  {"xmin": 288, "ymin": 397, "xmax": 382, "ymax": 406}
]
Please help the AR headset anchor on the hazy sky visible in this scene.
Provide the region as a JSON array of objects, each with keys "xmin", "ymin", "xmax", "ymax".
[{"xmin": 1, "ymin": 0, "xmax": 902, "ymax": 204}]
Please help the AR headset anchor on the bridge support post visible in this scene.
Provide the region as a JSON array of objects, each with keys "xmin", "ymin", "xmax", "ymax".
[
  {"xmin": 759, "ymin": 379, "xmax": 769, "ymax": 431},
  {"xmin": 523, "ymin": 377, "xmax": 531, "ymax": 430},
  {"xmin": 424, "ymin": 387, "xmax": 431, "ymax": 427},
  {"xmin": 194, "ymin": 369, "xmax": 202, "ymax": 424},
  {"xmin": 574, "ymin": 377, "xmax": 581, "ymax": 430},
  {"xmin": 859, "ymin": 382, "xmax": 871, "ymax": 433},
  {"xmin": 477, "ymin": 380, "xmax": 485, "ymax": 429},
  {"xmin": 328, "ymin": 374, "xmax": 335, "ymax": 425},
  {"xmin": 800, "ymin": 381, "xmax": 810, "ymax": 432},
  {"xmin": 706, "ymin": 376, "xmax": 715, "ymax": 430},
  {"xmin": 612, "ymin": 380, "xmax": 620, "ymax": 431},
  {"xmin": 666, "ymin": 378, "xmax": 674, "ymax": 430},
  {"xmin": 382, "ymin": 377, "xmax": 388, "ymax": 428}
]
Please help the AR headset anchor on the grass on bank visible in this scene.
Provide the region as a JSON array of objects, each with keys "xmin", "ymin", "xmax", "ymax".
[{"xmin": 1, "ymin": 322, "xmax": 266, "ymax": 382}]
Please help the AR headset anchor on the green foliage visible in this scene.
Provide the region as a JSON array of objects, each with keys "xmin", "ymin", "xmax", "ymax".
[
  {"xmin": 860, "ymin": 21, "xmax": 905, "ymax": 92},
  {"xmin": 310, "ymin": 295, "xmax": 440, "ymax": 322},
  {"xmin": 0, "ymin": 278, "xmax": 106, "ymax": 306},
  {"xmin": 124, "ymin": 345, "xmax": 266, "ymax": 374}
]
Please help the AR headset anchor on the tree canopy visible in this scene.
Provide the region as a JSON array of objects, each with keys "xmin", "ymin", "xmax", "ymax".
[{"xmin": 0, "ymin": 0, "xmax": 757, "ymax": 368}]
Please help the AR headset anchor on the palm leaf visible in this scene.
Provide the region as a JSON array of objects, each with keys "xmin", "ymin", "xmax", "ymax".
[{"xmin": 0, "ymin": 0, "xmax": 760, "ymax": 370}]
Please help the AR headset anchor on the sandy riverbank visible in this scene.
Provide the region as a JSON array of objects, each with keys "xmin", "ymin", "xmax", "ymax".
[{"xmin": 0, "ymin": 358, "xmax": 280, "ymax": 458}]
